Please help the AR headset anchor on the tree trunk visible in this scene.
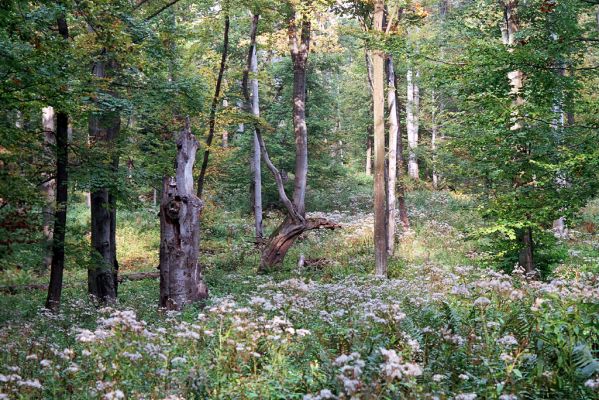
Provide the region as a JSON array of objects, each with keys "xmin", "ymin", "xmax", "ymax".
[
  {"xmin": 518, "ymin": 227, "xmax": 535, "ymax": 275},
  {"xmin": 256, "ymin": 14, "xmax": 339, "ymax": 271},
  {"xmin": 386, "ymin": 55, "xmax": 398, "ymax": 255},
  {"xmin": 431, "ymin": 90, "xmax": 439, "ymax": 189},
  {"xmin": 45, "ymin": 15, "xmax": 69, "ymax": 311},
  {"xmin": 88, "ymin": 59, "xmax": 120, "ymax": 303},
  {"xmin": 373, "ymin": 0, "xmax": 387, "ymax": 276},
  {"xmin": 502, "ymin": 1, "xmax": 537, "ymax": 276},
  {"xmin": 366, "ymin": 130, "xmax": 373, "ymax": 175},
  {"xmin": 159, "ymin": 119, "xmax": 208, "ymax": 310},
  {"xmin": 221, "ymin": 99, "xmax": 229, "ymax": 148},
  {"xmin": 243, "ymin": 14, "xmax": 263, "ymax": 242},
  {"xmin": 41, "ymin": 106, "xmax": 56, "ymax": 272},
  {"xmin": 197, "ymin": 13, "xmax": 230, "ymax": 198},
  {"xmin": 365, "ymin": 50, "xmax": 374, "ymax": 176},
  {"xmin": 406, "ymin": 68, "xmax": 420, "ymax": 180},
  {"xmin": 392, "ymin": 66, "xmax": 410, "ymax": 231},
  {"xmin": 45, "ymin": 112, "xmax": 68, "ymax": 311}
]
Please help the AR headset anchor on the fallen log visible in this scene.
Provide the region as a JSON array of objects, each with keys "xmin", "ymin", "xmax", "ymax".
[{"xmin": 0, "ymin": 272, "xmax": 160, "ymax": 294}]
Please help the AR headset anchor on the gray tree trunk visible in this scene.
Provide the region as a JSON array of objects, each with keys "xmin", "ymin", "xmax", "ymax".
[
  {"xmin": 431, "ymin": 90, "xmax": 439, "ymax": 189},
  {"xmin": 257, "ymin": 14, "xmax": 340, "ymax": 271},
  {"xmin": 88, "ymin": 59, "xmax": 120, "ymax": 303},
  {"xmin": 373, "ymin": 0, "xmax": 388, "ymax": 276},
  {"xmin": 501, "ymin": 0, "xmax": 534, "ymax": 275},
  {"xmin": 41, "ymin": 106, "xmax": 56, "ymax": 272},
  {"xmin": 386, "ymin": 55, "xmax": 398, "ymax": 256},
  {"xmin": 243, "ymin": 14, "xmax": 263, "ymax": 242},
  {"xmin": 159, "ymin": 119, "xmax": 208, "ymax": 310},
  {"xmin": 406, "ymin": 68, "xmax": 420, "ymax": 179}
]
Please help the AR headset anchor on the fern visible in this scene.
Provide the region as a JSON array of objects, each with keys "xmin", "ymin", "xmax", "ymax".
[{"xmin": 572, "ymin": 343, "xmax": 599, "ymax": 378}]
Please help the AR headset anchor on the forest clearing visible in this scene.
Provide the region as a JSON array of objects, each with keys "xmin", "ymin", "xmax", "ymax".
[{"xmin": 1, "ymin": 0, "xmax": 598, "ymax": 399}]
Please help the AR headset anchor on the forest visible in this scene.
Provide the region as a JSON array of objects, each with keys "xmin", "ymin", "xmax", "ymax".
[{"xmin": 1, "ymin": 0, "xmax": 599, "ymax": 398}]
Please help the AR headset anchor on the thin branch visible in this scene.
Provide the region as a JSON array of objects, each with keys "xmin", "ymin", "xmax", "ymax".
[{"xmin": 145, "ymin": 0, "xmax": 182, "ymax": 21}]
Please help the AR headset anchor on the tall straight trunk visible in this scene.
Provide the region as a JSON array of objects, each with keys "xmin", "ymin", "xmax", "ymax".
[
  {"xmin": 366, "ymin": 131, "xmax": 373, "ymax": 175},
  {"xmin": 45, "ymin": 112, "xmax": 69, "ymax": 310},
  {"xmin": 41, "ymin": 106, "xmax": 55, "ymax": 272},
  {"xmin": 431, "ymin": 90, "xmax": 439, "ymax": 189},
  {"xmin": 392, "ymin": 65, "xmax": 410, "ymax": 231},
  {"xmin": 197, "ymin": 13, "xmax": 230, "ymax": 198},
  {"xmin": 159, "ymin": 119, "xmax": 207, "ymax": 310},
  {"xmin": 221, "ymin": 99, "xmax": 229, "ymax": 147},
  {"xmin": 406, "ymin": 68, "xmax": 420, "ymax": 180},
  {"xmin": 242, "ymin": 14, "xmax": 263, "ymax": 241},
  {"xmin": 501, "ymin": 0, "xmax": 534, "ymax": 275},
  {"xmin": 258, "ymin": 14, "xmax": 340, "ymax": 271},
  {"xmin": 88, "ymin": 59, "xmax": 120, "ymax": 303},
  {"xmin": 365, "ymin": 50, "xmax": 374, "ymax": 176},
  {"xmin": 45, "ymin": 15, "xmax": 69, "ymax": 311},
  {"xmin": 386, "ymin": 55, "xmax": 398, "ymax": 255},
  {"xmin": 373, "ymin": 0, "xmax": 387, "ymax": 276}
]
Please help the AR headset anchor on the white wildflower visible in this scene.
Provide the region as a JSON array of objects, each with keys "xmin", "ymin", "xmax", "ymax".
[
  {"xmin": 17, "ymin": 379, "xmax": 43, "ymax": 389},
  {"xmin": 473, "ymin": 297, "xmax": 491, "ymax": 307},
  {"xmin": 454, "ymin": 393, "xmax": 477, "ymax": 400}
]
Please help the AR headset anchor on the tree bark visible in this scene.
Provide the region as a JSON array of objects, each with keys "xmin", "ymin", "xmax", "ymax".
[
  {"xmin": 88, "ymin": 58, "xmax": 120, "ymax": 303},
  {"xmin": 255, "ymin": 13, "xmax": 339, "ymax": 271},
  {"xmin": 242, "ymin": 13, "xmax": 263, "ymax": 242},
  {"xmin": 197, "ymin": 13, "xmax": 230, "ymax": 198},
  {"xmin": 501, "ymin": 1, "xmax": 535, "ymax": 275},
  {"xmin": 365, "ymin": 50, "xmax": 374, "ymax": 176},
  {"xmin": 41, "ymin": 106, "xmax": 56, "ymax": 272},
  {"xmin": 373, "ymin": 0, "xmax": 387, "ymax": 276},
  {"xmin": 431, "ymin": 90, "xmax": 439, "ymax": 189},
  {"xmin": 366, "ymin": 131, "xmax": 373, "ymax": 175},
  {"xmin": 159, "ymin": 118, "xmax": 208, "ymax": 310},
  {"xmin": 406, "ymin": 68, "xmax": 420, "ymax": 180},
  {"xmin": 45, "ymin": 15, "xmax": 69, "ymax": 311},
  {"xmin": 386, "ymin": 55, "xmax": 398, "ymax": 255}
]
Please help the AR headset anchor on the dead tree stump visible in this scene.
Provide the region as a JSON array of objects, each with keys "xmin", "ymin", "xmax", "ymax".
[{"xmin": 159, "ymin": 120, "xmax": 208, "ymax": 310}]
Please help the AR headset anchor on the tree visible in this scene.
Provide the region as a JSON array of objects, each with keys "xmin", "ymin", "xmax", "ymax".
[
  {"xmin": 45, "ymin": 14, "xmax": 69, "ymax": 311},
  {"xmin": 372, "ymin": 0, "xmax": 387, "ymax": 276},
  {"xmin": 386, "ymin": 55, "xmax": 398, "ymax": 255},
  {"xmin": 242, "ymin": 13, "xmax": 264, "ymax": 242},
  {"xmin": 159, "ymin": 118, "xmax": 208, "ymax": 310},
  {"xmin": 197, "ymin": 8, "xmax": 230, "ymax": 198},
  {"xmin": 40, "ymin": 106, "xmax": 55, "ymax": 272},
  {"xmin": 88, "ymin": 57, "xmax": 121, "ymax": 303},
  {"xmin": 257, "ymin": 7, "xmax": 339, "ymax": 271},
  {"xmin": 406, "ymin": 67, "xmax": 420, "ymax": 180}
]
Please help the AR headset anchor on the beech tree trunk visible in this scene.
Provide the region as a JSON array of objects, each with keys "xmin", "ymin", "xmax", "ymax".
[
  {"xmin": 88, "ymin": 58, "xmax": 120, "ymax": 303},
  {"xmin": 242, "ymin": 13, "xmax": 263, "ymax": 241},
  {"xmin": 406, "ymin": 68, "xmax": 420, "ymax": 180},
  {"xmin": 373, "ymin": 0, "xmax": 387, "ymax": 276},
  {"xmin": 366, "ymin": 131, "xmax": 373, "ymax": 175},
  {"xmin": 386, "ymin": 55, "xmax": 398, "ymax": 255},
  {"xmin": 501, "ymin": 0, "xmax": 535, "ymax": 275},
  {"xmin": 392, "ymin": 66, "xmax": 410, "ymax": 232},
  {"xmin": 256, "ymin": 13, "xmax": 340, "ymax": 271},
  {"xmin": 197, "ymin": 13, "xmax": 230, "ymax": 198},
  {"xmin": 159, "ymin": 119, "xmax": 208, "ymax": 310},
  {"xmin": 45, "ymin": 112, "xmax": 69, "ymax": 311},
  {"xmin": 41, "ymin": 106, "xmax": 56, "ymax": 272},
  {"xmin": 431, "ymin": 90, "xmax": 439, "ymax": 189},
  {"xmin": 45, "ymin": 15, "xmax": 69, "ymax": 311}
]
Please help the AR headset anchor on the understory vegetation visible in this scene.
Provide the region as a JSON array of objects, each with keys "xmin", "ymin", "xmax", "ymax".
[{"xmin": 2, "ymin": 191, "xmax": 598, "ymax": 399}]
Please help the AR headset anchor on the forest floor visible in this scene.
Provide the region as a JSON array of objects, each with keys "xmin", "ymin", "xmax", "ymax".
[{"xmin": 1, "ymin": 191, "xmax": 598, "ymax": 399}]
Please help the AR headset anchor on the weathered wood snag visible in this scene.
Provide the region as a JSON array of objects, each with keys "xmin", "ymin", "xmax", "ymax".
[{"xmin": 159, "ymin": 119, "xmax": 208, "ymax": 310}]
